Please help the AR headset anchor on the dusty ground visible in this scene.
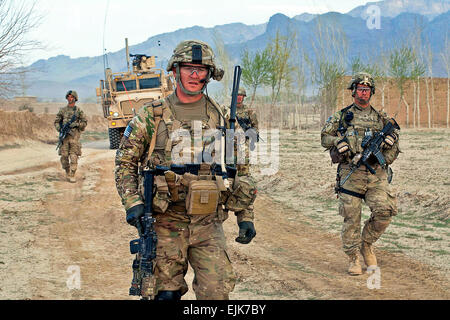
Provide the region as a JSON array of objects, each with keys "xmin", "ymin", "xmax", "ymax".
[{"xmin": 0, "ymin": 129, "xmax": 448, "ymax": 300}]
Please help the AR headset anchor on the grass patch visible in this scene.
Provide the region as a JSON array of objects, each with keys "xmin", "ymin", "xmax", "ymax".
[
  {"xmin": 391, "ymin": 221, "xmax": 414, "ymax": 228},
  {"xmin": 80, "ymin": 131, "xmax": 108, "ymax": 143},
  {"xmin": 425, "ymin": 235, "xmax": 443, "ymax": 241},
  {"xmin": 404, "ymin": 233, "xmax": 421, "ymax": 239},
  {"xmin": 389, "ymin": 241, "xmax": 413, "ymax": 250},
  {"xmin": 0, "ymin": 144, "xmax": 21, "ymax": 151},
  {"xmin": 380, "ymin": 246, "xmax": 404, "ymax": 253},
  {"xmin": 431, "ymin": 221, "xmax": 448, "ymax": 228},
  {"xmin": 430, "ymin": 249, "xmax": 449, "ymax": 256},
  {"xmin": 1, "ymin": 209, "xmax": 18, "ymax": 215}
]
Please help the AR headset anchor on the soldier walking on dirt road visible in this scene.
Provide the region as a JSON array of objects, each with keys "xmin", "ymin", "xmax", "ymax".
[
  {"xmin": 54, "ymin": 90, "xmax": 88, "ymax": 183},
  {"xmin": 234, "ymin": 87, "xmax": 259, "ymax": 226},
  {"xmin": 115, "ymin": 40, "xmax": 257, "ymax": 300},
  {"xmin": 321, "ymin": 73, "xmax": 401, "ymax": 276}
]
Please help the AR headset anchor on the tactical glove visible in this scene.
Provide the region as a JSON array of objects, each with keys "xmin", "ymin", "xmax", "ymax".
[
  {"xmin": 126, "ymin": 204, "xmax": 144, "ymax": 230},
  {"xmin": 235, "ymin": 221, "xmax": 256, "ymax": 244},
  {"xmin": 69, "ymin": 122, "xmax": 78, "ymax": 128},
  {"xmin": 384, "ymin": 132, "xmax": 398, "ymax": 147},
  {"xmin": 335, "ymin": 137, "xmax": 350, "ymax": 154}
]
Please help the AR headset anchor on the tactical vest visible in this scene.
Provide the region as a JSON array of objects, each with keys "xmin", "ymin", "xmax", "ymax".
[
  {"xmin": 144, "ymin": 96, "xmax": 224, "ymax": 167},
  {"xmin": 340, "ymin": 105, "xmax": 384, "ymax": 154}
]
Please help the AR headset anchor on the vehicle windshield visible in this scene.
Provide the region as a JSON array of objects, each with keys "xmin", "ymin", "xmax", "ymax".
[
  {"xmin": 116, "ymin": 80, "xmax": 137, "ymax": 92},
  {"xmin": 139, "ymin": 77, "xmax": 161, "ymax": 89}
]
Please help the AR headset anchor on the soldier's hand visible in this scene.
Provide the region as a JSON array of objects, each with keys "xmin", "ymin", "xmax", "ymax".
[
  {"xmin": 335, "ymin": 138, "xmax": 350, "ymax": 154},
  {"xmin": 126, "ymin": 204, "xmax": 145, "ymax": 230},
  {"xmin": 235, "ymin": 221, "xmax": 256, "ymax": 244},
  {"xmin": 69, "ymin": 122, "xmax": 78, "ymax": 128}
]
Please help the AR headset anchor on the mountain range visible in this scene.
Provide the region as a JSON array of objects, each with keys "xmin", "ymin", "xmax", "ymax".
[{"xmin": 22, "ymin": 0, "xmax": 450, "ymax": 101}]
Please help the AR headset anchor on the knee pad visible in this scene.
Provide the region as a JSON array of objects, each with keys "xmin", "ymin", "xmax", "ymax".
[{"xmin": 154, "ymin": 290, "xmax": 181, "ymax": 301}]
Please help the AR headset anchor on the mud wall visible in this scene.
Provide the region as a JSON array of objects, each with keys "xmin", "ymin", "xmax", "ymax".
[
  {"xmin": 0, "ymin": 109, "xmax": 107, "ymax": 146},
  {"xmin": 338, "ymin": 77, "xmax": 449, "ymax": 128}
]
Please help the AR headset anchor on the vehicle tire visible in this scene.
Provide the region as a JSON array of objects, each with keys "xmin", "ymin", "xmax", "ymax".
[{"xmin": 109, "ymin": 127, "xmax": 122, "ymax": 149}]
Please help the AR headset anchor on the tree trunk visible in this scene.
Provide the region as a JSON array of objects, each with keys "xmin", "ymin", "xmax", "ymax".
[
  {"xmin": 417, "ymin": 76, "xmax": 421, "ymax": 128},
  {"xmin": 250, "ymin": 86, "xmax": 257, "ymax": 108},
  {"xmin": 447, "ymin": 77, "xmax": 449, "ymax": 128},
  {"xmin": 425, "ymin": 77, "xmax": 431, "ymax": 128},
  {"xmin": 431, "ymin": 77, "xmax": 435, "ymax": 128},
  {"xmin": 413, "ymin": 82, "xmax": 416, "ymax": 128},
  {"xmin": 402, "ymin": 95, "xmax": 410, "ymax": 128}
]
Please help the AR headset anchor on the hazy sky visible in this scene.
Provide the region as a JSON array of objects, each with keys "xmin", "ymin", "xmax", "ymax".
[{"xmin": 24, "ymin": 0, "xmax": 377, "ymax": 64}]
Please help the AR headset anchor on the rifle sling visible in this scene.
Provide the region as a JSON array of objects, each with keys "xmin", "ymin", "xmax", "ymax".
[{"xmin": 336, "ymin": 187, "xmax": 365, "ymax": 199}]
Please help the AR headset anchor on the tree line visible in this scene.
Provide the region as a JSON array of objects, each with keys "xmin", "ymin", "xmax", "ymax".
[{"xmin": 214, "ymin": 18, "xmax": 450, "ymax": 129}]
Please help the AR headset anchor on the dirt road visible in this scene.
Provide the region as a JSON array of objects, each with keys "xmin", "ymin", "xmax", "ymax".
[{"xmin": 0, "ymin": 132, "xmax": 449, "ymax": 300}]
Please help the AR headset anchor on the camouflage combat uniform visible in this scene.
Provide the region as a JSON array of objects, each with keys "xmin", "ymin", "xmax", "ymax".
[
  {"xmin": 54, "ymin": 104, "xmax": 87, "ymax": 176},
  {"xmin": 234, "ymin": 99, "xmax": 259, "ymax": 224},
  {"xmin": 321, "ymin": 103, "xmax": 400, "ymax": 257},
  {"xmin": 115, "ymin": 92, "xmax": 237, "ymax": 299}
]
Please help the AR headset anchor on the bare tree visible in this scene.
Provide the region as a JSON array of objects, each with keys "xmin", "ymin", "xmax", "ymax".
[
  {"xmin": 408, "ymin": 17, "xmax": 427, "ymax": 128},
  {"xmin": 0, "ymin": 0, "xmax": 41, "ymax": 97},
  {"xmin": 441, "ymin": 33, "xmax": 450, "ymax": 128},
  {"xmin": 424, "ymin": 42, "xmax": 436, "ymax": 128},
  {"xmin": 389, "ymin": 46, "xmax": 416, "ymax": 127},
  {"xmin": 292, "ymin": 42, "xmax": 307, "ymax": 130},
  {"xmin": 212, "ymin": 30, "xmax": 233, "ymax": 103},
  {"xmin": 308, "ymin": 16, "xmax": 348, "ymax": 126}
]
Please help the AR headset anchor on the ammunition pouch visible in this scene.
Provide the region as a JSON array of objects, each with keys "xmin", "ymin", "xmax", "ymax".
[
  {"xmin": 148, "ymin": 164, "xmax": 236, "ymax": 215},
  {"xmin": 153, "ymin": 176, "xmax": 170, "ymax": 214},
  {"xmin": 225, "ymin": 177, "xmax": 257, "ymax": 212},
  {"xmin": 186, "ymin": 179, "xmax": 220, "ymax": 215}
]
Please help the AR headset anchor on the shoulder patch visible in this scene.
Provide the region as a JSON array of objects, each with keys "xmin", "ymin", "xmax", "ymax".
[{"xmin": 124, "ymin": 123, "xmax": 133, "ymax": 139}]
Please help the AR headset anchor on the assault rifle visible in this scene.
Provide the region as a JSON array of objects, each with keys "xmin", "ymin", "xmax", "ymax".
[
  {"xmin": 236, "ymin": 116, "xmax": 263, "ymax": 150},
  {"xmin": 129, "ymin": 167, "xmax": 158, "ymax": 300},
  {"xmin": 224, "ymin": 65, "xmax": 241, "ymax": 168},
  {"xmin": 56, "ymin": 109, "xmax": 78, "ymax": 150},
  {"xmin": 338, "ymin": 118, "xmax": 400, "ymax": 188}
]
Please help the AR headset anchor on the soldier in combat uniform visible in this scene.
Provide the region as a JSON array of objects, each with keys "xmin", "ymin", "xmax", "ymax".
[
  {"xmin": 54, "ymin": 90, "xmax": 88, "ymax": 183},
  {"xmin": 233, "ymin": 87, "xmax": 259, "ymax": 227},
  {"xmin": 115, "ymin": 40, "xmax": 257, "ymax": 300},
  {"xmin": 321, "ymin": 73, "xmax": 400, "ymax": 275}
]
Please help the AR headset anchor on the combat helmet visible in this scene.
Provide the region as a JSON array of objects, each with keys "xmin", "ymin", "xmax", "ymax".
[
  {"xmin": 65, "ymin": 90, "xmax": 78, "ymax": 101},
  {"xmin": 238, "ymin": 87, "xmax": 247, "ymax": 96},
  {"xmin": 347, "ymin": 72, "xmax": 375, "ymax": 96},
  {"xmin": 167, "ymin": 40, "xmax": 224, "ymax": 95}
]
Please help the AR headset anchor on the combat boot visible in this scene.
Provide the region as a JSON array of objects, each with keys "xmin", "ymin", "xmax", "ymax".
[
  {"xmin": 361, "ymin": 241, "xmax": 377, "ymax": 270},
  {"xmin": 65, "ymin": 168, "xmax": 70, "ymax": 181},
  {"xmin": 68, "ymin": 170, "xmax": 77, "ymax": 183},
  {"xmin": 347, "ymin": 254, "xmax": 363, "ymax": 276}
]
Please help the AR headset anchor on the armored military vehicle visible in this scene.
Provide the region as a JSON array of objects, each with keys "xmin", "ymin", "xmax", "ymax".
[{"xmin": 97, "ymin": 39, "xmax": 174, "ymax": 149}]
